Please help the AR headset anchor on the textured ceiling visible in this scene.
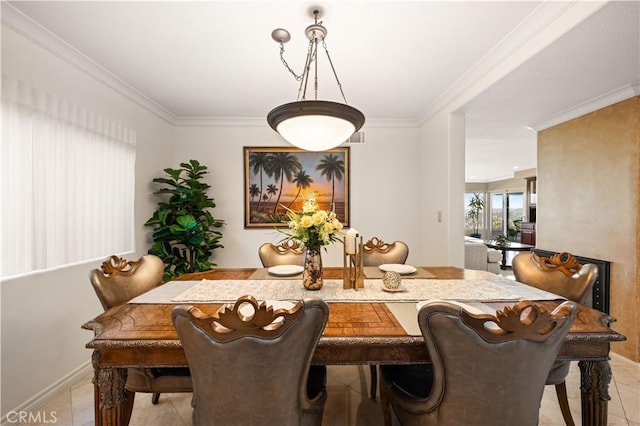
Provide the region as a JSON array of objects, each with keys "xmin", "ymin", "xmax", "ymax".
[{"xmin": 4, "ymin": 1, "xmax": 639, "ymax": 182}]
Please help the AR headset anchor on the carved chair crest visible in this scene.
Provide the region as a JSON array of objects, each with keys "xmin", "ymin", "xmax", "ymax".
[
  {"xmin": 364, "ymin": 237, "xmax": 395, "ymax": 254},
  {"xmin": 461, "ymin": 300, "xmax": 572, "ymax": 343},
  {"xmin": 100, "ymin": 255, "xmax": 142, "ymax": 277},
  {"xmin": 184, "ymin": 295, "xmax": 303, "ymax": 342},
  {"xmin": 273, "ymin": 240, "xmax": 305, "ymax": 255},
  {"xmin": 532, "ymin": 252, "xmax": 582, "ymax": 277}
]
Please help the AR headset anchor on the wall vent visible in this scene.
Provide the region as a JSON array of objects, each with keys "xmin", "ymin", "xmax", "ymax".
[{"xmin": 345, "ymin": 130, "xmax": 365, "ymax": 145}]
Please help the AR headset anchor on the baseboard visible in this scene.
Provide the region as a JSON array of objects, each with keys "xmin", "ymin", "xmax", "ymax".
[{"xmin": 1, "ymin": 361, "xmax": 92, "ymax": 425}]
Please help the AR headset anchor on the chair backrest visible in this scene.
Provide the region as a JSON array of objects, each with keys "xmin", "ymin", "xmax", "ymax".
[
  {"xmin": 90, "ymin": 255, "xmax": 164, "ymax": 310},
  {"xmin": 362, "ymin": 237, "xmax": 409, "ymax": 266},
  {"xmin": 412, "ymin": 300, "xmax": 577, "ymax": 426},
  {"xmin": 258, "ymin": 240, "xmax": 306, "ymax": 267},
  {"xmin": 512, "ymin": 251, "xmax": 598, "ymax": 304},
  {"xmin": 172, "ymin": 296, "xmax": 328, "ymax": 426}
]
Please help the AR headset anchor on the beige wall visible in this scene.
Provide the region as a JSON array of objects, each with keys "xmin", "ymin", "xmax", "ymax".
[{"xmin": 537, "ymin": 96, "xmax": 639, "ymax": 361}]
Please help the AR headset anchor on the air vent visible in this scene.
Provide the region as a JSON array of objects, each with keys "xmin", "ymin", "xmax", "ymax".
[{"xmin": 345, "ymin": 130, "xmax": 365, "ymax": 145}]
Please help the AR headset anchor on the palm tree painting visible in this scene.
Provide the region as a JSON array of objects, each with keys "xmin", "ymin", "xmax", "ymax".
[
  {"xmin": 288, "ymin": 170, "xmax": 313, "ymax": 208},
  {"xmin": 244, "ymin": 147, "xmax": 350, "ymax": 228},
  {"xmin": 316, "ymin": 153, "xmax": 345, "ymax": 207}
]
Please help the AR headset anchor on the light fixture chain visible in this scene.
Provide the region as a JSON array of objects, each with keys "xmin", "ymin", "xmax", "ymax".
[
  {"xmin": 298, "ymin": 39, "xmax": 317, "ymax": 101},
  {"xmin": 279, "ymin": 43, "xmax": 303, "ymax": 81},
  {"xmin": 322, "ymin": 39, "xmax": 349, "ymax": 104}
]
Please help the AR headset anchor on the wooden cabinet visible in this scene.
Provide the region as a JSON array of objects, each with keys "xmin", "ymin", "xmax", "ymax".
[
  {"xmin": 521, "ymin": 222, "xmax": 536, "ymax": 246},
  {"xmin": 526, "ymin": 176, "xmax": 537, "ymax": 222}
]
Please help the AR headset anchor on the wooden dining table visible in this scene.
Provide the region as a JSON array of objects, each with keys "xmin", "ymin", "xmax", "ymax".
[{"xmin": 83, "ymin": 266, "xmax": 625, "ymax": 426}]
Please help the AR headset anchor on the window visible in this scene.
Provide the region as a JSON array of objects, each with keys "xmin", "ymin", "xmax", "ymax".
[
  {"xmin": 489, "ymin": 191, "xmax": 524, "ymax": 239},
  {"xmin": 1, "ymin": 76, "xmax": 135, "ymax": 278}
]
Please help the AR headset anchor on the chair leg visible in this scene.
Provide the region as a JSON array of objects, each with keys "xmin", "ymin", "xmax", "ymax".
[
  {"xmin": 151, "ymin": 393, "xmax": 160, "ymax": 405},
  {"xmin": 369, "ymin": 364, "xmax": 377, "ymax": 399},
  {"xmin": 555, "ymin": 382, "xmax": 575, "ymax": 426}
]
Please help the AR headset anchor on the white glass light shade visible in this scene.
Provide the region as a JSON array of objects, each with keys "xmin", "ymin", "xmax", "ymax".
[
  {"xmin": 267, "ymin": 100, "xmax": 365, "ymax": 152},
  {"xmin": 277, "ymin": 115, "xmax": 354, "ymax": 151}
]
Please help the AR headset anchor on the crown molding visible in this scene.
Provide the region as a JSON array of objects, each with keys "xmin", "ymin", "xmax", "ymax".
[
  {"xmin": 173, "ymin": 116, "xmax": 268, "ymax": 127},
  {"xmin": 417, "ymin": 1, "xmax": 606, "ymax": 125},
  {"xmin": 1, "ymin": 2, "xmax": 178, "ymax": 125},
  {"xmin": 529, "ymin": 82, "xmax": 640, "ymax": 131},
  {"xmin": 173, "ymin": 116, "xmax": 419, "ymax": 128}
]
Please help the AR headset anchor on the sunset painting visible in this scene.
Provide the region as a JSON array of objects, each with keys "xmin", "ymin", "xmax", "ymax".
[{"xmin": 244, "ymin": 146, "xmax": 350, "ymax": 228}]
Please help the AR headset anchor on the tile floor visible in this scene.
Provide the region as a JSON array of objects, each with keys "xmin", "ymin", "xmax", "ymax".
[{"xmin": 23, "ymin": 353, "xmax": 639, "ymax": 426}]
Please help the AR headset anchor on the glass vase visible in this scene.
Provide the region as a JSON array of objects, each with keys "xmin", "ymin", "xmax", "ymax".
[{"xmin": 303, "ymin": 246, "xmax": 323, "ymax": 290}]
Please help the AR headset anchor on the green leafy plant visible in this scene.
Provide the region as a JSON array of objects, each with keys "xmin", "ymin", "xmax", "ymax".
[
  {"xmin": 493, "ymin": 234, "xmax": 511, "ymax": 247},
  {"xmin": 145, "ymin": 160, "xmax": 225, "ymax": 280},
  {"xmin": 467, "ymin": 193, "xmax": 485, "ymax": 237}
]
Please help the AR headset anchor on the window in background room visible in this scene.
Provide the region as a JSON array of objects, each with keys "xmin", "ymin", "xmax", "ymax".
[
  {"xmin": 490, "ymin": 193, "xmax": 504, "ymax": 239},
  {"xmin": 489, "ymin": 192, "xmax": 524, "ymax": 240},
  {"xmin": 506, "ymin": 192, "xmax": 524, "ymax": 241},
  {"xmin": 1, "ymin": 76, "xmax": 136, "ymax": 278}
]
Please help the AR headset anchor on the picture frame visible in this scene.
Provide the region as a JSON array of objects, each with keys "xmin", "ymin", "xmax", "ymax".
[{"xmin": 244, "ymin": 146, "xmax": 350, "ymax": 228}]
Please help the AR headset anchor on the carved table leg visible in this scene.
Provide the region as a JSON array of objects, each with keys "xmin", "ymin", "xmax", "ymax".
[
  {"xmin": 578, "ymin": 360, "xmax": 612, "ymax": 426},
  {"xmin": 92, "ymin": 351, "xmax": 135, "ymax": 426}
]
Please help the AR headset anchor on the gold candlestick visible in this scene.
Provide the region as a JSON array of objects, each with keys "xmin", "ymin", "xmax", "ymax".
[{"xmin": 343, "ymin": 236, "xmax": 365, "ymax": 290}]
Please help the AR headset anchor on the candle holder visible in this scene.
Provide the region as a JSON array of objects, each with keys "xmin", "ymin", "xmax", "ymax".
[{"xmin": 343, "ymin": 236, "xmax": 364, "ymax": 290}]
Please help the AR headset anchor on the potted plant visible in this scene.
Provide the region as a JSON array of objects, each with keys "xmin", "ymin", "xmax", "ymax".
[
  {"xmin": 493, "ymin": 234, "xmax": 511, "ymax": 247},
  {"xmin": 467, "ymin": 193, "xmax": 485, "ymax": 238},
  {"xmin": 145, "ymin": 160, "xmax": 225, "ymax": 280}
]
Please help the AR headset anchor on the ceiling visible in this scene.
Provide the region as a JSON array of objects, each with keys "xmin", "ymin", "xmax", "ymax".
[{"xmin": 4, "ymin": 1, "xmax": 639, "ymax": 182}]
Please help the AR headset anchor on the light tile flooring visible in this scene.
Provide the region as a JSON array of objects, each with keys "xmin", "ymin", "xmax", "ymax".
[{"xmin": 25, "ymin": 353, "xmax": 639, "ymax": 426}]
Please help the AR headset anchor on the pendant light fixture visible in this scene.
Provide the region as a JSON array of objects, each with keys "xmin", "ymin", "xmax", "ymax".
[{"xmin": 267, "ymin": 9, "xmax": 365, "ymax": 152}]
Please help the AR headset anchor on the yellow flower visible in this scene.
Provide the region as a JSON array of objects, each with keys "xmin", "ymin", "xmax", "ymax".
[
  {"xmin": 299, "ymin": 215, "xmax": 313, "ymax": 228},
  {"xmin": 279, "ymin": 193, "xmax": 345, "ymax": 248},
  {"xmin": 312, "ymin": 211, "xmax": 326, "ymax": 226}
]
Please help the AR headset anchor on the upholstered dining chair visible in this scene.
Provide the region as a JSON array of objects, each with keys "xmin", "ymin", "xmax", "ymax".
[
  {"xmin": 379, "ymin": 300, "xmax": 578, "ymax": 426},
  {"xmin": 363, "ymin": 237, "xmax": 409, "ymax": 267},
  {"xmin": 512, "ymin": 251, "xmax": 598, "ymax": 426},
  {"xmin": 89, "ymin": 255, "xmax": 192, "ymax": 406},
  {"xmin": 258, "ymin": 240, "xmax": 306, "ymax": 267},
  {"xmin": 362, "ymin": 236, "xmax": 410, "ymax": 399},
  {"xmin": 172, "ymin": 295, "xmax": 329, "ymax": 426}
]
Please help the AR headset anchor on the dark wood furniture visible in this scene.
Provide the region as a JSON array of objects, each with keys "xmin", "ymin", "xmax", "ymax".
[
  {"xmin": 526, "ymin": 176, "xmax": 537, "ymax": 222},
  {"xmin": 520, "ymin": 221, "xmax": 536, "ymax": 245},
  {"xmin": 83, "ymin": 266, "xmax": 625, "ymax": 426},
  {"xmin": 482, "ymin": 240, "xmax": 534, "ymax": 269}
]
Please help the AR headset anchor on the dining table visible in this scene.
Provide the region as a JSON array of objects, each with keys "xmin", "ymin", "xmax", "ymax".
[{"xmin": 82, "ymin": 266, "xmax": 625, "ymax": 426}]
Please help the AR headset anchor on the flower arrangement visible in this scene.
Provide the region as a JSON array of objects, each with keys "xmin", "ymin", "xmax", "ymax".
[{"xmin": 280, "ymin": 194, "xmax": 344, "ymax": 249}]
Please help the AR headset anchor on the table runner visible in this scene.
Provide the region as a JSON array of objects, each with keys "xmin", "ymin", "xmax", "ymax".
[
  {"xmin": 166, "ymin": 277, "xmax": 562, "ymax": 303},
  {"xmin": 362, "ymin": 266, "xmax": 435, "ymax": 279},
  {"xmin": 247, "ymin": 267, "xmax": 435, "ymax": 280}
]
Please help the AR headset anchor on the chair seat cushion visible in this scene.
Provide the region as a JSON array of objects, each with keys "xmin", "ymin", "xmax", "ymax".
[
  {"xmin": 126, "ymin": 367, "xmax": 193, "ymax": 393},
  {"xmin": 380, "ymin": 364, "xmax": 433, "ymax": 399},
  {"xmin": 151, "ymin": 367, "xmax": 192, "ymax": 377},
  {"xmin": 546, "ymin": 360, "xmax": 571, "ymax": 385}
]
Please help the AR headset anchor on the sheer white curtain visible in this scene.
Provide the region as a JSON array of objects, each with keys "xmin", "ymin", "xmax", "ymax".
[{"xmin": 1, "ymin": 75, "xmax": 135, "ymax": 278}]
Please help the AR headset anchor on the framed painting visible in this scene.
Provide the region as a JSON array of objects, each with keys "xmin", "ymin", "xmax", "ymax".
[{"xmin": 244, "ymin": 146, "xmax": 350, "ymax": 228}]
